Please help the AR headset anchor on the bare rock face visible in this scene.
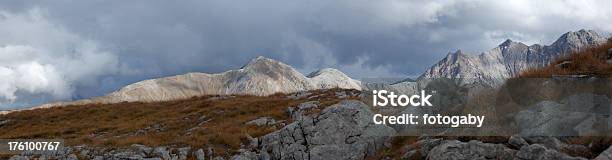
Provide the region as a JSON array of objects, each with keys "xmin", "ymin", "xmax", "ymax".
[
  {"xmin": 419, "ymin": 29, "xmax": 606, "ymax": 86},
  {"xmin": 257, "ymin": 100, "xmax": 396, "ymax": 160}
]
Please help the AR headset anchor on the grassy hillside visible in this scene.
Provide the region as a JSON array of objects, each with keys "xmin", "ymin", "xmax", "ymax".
[{"xmin": 0, "ymin": 89, "xmax": 360, "ymax": 155}]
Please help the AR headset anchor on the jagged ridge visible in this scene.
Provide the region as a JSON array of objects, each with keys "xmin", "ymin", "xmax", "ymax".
[{"xmin": 419, "ymin": 29, "xmax": 607, "ymax": 86}]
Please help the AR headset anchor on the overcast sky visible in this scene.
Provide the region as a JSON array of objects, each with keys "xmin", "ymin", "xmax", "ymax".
[{"xmin": 0, "ymin": 0, "xmax": 611, "ymax": 108}]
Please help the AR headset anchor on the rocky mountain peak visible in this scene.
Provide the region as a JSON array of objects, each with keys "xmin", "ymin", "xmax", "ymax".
[
  {"xmin": 241, "ymin": 56, "xmax": 289, "ymax": 70},
  {"xmin": 307, "ymin": 68, "xmax": 346, "ymax": 78},
  {"xmin": 307, "ymin": 68, "xmax": 362, "ymax": 90},
  {"xmin": 498, "ymin": 39, "xmax": 527, "ymax": 49},
  {"xmin": 500, "ymin": 39, "xmax": 514, "ymax": 46},
  {"xmin": 551, "ymin": 29, "xmax": 606, "ymax": 52},
  {"xmin": 442, "ymin": 50, "xmax": 467, "ymax": 63}
]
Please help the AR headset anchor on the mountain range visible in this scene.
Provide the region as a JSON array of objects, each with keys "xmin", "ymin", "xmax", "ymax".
[
  {"xmin": 419, "ymin": 29, "xmax": 606, "ymax": 86},
  {"xmin": 8, "ymin": 29, "xmax": 607, "ymax": 110},
  {"xmin": 31, "ymin": 56, "xmax": 362, "ymax": 108}
]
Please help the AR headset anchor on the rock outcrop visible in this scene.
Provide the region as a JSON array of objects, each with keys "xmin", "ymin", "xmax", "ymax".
[
  {"xmin": 426, "ymin": 140, "xmax": 517, "ymax": 159},
  {"xmin": 256, "ymin": 100, "xmax": 396, "ymax": 160},
  {"xmin": 514, "ymin": 93, "xmax": 611, "ymax": 136}
]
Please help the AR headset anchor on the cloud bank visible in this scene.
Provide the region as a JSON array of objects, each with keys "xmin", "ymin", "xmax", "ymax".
[
  {"xmin": 0, "ymin": 9, "xmax": 124, "ymax": 107},
  {"xmin": 0, "ymin": 0, "xmax": 611, "ymax": 108}
]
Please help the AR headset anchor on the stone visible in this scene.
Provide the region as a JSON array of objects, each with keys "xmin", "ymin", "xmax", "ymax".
[
  {"xmin": 259, "ymin": 149, "xmax": 271, "ymax": 160},
  {"xmin": 153, "ymin": 146, "xmax": 171, "ymax": 160},
  {"xmin": 564, "ymin": 144, "xmax": 592, "ymax": 158},
  {"xmin": 8, "ymin": 156, "xmax": 29, "ymax": 160},
  {"xmin": 516, "ymin": 144, "xmax": 586, "ymax": 160},
  {"xmin": 595, "ymin": 145, "xmax": 612, "ymax": 160},
  {"xmin": 245, "ymin": 117, "xmax": 276, "ymax": 126},
  {"xmin": 400, "ymin": 150, "xmax": 418, "ymax": 160},
  {"xmin": 212, "ymin": 156, "xmax": 225, "ymax": 160},
  {"xmin": 508, "ymin": 135, "xmax": 529, "ymax": 149},
  {"xmin": 426, "ymin": 140, "xmax": 516, "ymax": 160},
  {"xmin": 131, "ymin": 144, "xmax": 153, "ymax": 156},
  {"xmin": 0, "ymin": 119, "xmax": 10, "ymax": 127},
  {"xmin": 523, "ymin": 137, "xmax": 566, "ymax": 150},
  {"xmin": 288, "ymin": 101, "xmax": 318, "ymax": 121},
  {"xmin": 177, "ymin": 147, "xmax": 191, "ymax": 160},
  {"xmin": 79, "ymin": 149, "xmax": 90, "ymax": 158},
  {"xmin": 230, "ymin": 151, "xmax": 258, "ymax": 160},
  {"xmin": 246, "ymin": 134, "xmax": 258, "ymax": 148},
  {"xmin": 286, "ymin": 91, "xmax": 312, "ymax": 100},
  {"xmin": 194, "ymin": 149, "xmax": 206, "ymax": 160},
  {"xmin": 415, "ymin": 138, "xmax": 442, "ymax": 158},
  {"xmin": 112, "ymin": 151, "xmax": 144, "ymax": 159},
  {"xmin": 335, "ymin": 91, "xmax": 347, "ymax": 98}
]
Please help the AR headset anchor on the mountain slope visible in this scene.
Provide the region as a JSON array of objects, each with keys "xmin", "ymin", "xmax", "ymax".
[
  {"xmin": 419, "ymin": 29, "xmax": 607, "ymax": 86},
  {"xmin": 34, "ymin": 56, "xmax": 361, "ymax": 108},
  {"xmin": 307, "ymin": 68, "xmax": 362, "ymax": 90}
]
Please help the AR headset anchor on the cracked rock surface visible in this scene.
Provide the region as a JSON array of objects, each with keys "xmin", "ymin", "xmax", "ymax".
[{"xmin": 257, "ymin": 100, "xmax": 396, "ymax": 160}]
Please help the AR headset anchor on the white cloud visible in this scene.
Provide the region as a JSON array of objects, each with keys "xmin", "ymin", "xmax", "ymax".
[{"xmin": 0, "ymin": 8, "xmax": 125, "ymax": 104}]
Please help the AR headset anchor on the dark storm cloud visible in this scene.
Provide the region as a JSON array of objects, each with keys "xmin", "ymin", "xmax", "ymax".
[{"xmin": 0, "ymin": 0, "xmax": 611, "ymax": 108}]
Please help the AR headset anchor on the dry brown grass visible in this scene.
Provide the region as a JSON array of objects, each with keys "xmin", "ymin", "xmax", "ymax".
[
  {"xmin": 0, "ymin": 88, "xmax": 360, "ymax": 155},
  {"xmin": 519, "ymin": 41, "xmax": 612, "ymax": 78}
]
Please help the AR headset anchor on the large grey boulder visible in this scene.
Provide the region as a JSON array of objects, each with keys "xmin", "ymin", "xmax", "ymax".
[
  {"xmin": 426, "ymin": 140, "xmax": 516, "ymax": 160},
  {"xmin": 258, "ymin": 100, "xmax": 396, "ymax": 160},
  {"xmin": 515, "ymin": 93, "xmax": 611, "ymax": 136}
]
